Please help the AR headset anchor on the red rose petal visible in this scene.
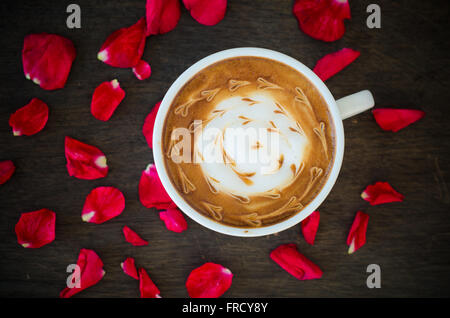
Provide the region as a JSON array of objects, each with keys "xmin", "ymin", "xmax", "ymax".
[
  {"xmin": 9, "ymin": 98, "xmax": 49, "ymax": 136},
  {"xmin": 81, "ymin": 186, "xmax": 125, "ymax": 224},
  {"xmin": 122, "ymin": 226, "xmax": 149, "ymax": 246},
  {"xmin": 186, "ymin": 263, "xmax": 233, "ymax": 298},
  {"xmin": 347, "ymin": 211, "xmax": 369, "ymax": 254},
  {"xmin": 132, "ymin": 60, "xmax": 152, "ymax": 80},
  {"xmin": 183, "ymin": 0, "xmax": 227, "ymax": 26},
  {"xmin": 15, "ymin": 208, "xmax": 55, "ymax": 248},
  {"xmin": 301, "ymin": 211, "xmax": 320, "ymax": 245},
  {"xmin": 65, "ymin": 136, "xmax": 108, "ymax": 180},
  {"xmin": 142, "ymin": 101, "xmax": 161, "ymax": 149},
  {"xmin": 97, "ymin": 18, "xmax": 146, "ymax": 68},
  {"xmin": 313, "ymin": 48, "xmax": 360, "ymax": 81},
  {"xmin": 0, "ymin": 160, "xmax": 16, "ymax": 185},
  {"xmin": 270, "ymin": 244, "xmax": 323, "ymax": 280},
  {"xmin": 60, "ymin": 249, "xmax": 105, "ymax": 298},
  {"xmin": 139, "ymin": 163, "xmax": 174, "ymax": 209},
  {"xmin": 146, "ymin": 0, "xmax": 181, "ymax": 35},
  {"xmin": 361, "ymin": 181, "xmax": 404, "ymax": 206},
  {"xmin": 22, "ymin": 33, "xmax": 76, "ymax": 90},
  {"xmin": 139, "ymin": 268, "xmax": 161, "ymax": 298},
  {"xmin": 293, "ymin": 0, "xmax": 350, "ymax": 42},
  {"xmin": 159, "ymin": 207, "xmax": 187, "ymax": 233},
  {"xmin": 121, "ymin": 257, "xmax": 139, "ymax": 280},
  {"xmin": 90, "ymin": 79, "xmax": 125, "ymax": 121},
  {"xmin": 372, "ymin": 108, "xmax": 425, "ymax": 132}
]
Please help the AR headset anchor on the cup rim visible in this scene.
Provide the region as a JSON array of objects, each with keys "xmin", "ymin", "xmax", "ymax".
[{"xmin": 153, "ymin": 47, "xmax": 344, "ymax": 237}]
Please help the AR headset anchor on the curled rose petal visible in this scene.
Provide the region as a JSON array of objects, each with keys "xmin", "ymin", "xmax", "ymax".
[
  {"xmin": 183, "ymin": 0, "xmax": 227, "ymax": 26},
  {"xmin": 121, "ymin": 257, "xmax": 139, "ymax": 279},
  {"xmin": 132, "ymin": 60, "xmax": 152, "ymax": 80},
  {"xmin": 97, "ymin": 18, "xmax": 146, "ymax": 68},
  {"xmin": 82, "ymin": 186, "xmax": 125, "ymax": 224},
  {"xmin": 146, "ymin": 0, "xmax": 181, "ymax": 35},
  {"xmin": 91, "ymin": 79, "xmax": 125, "ymax": 121},
  {"xmin": 372, "ymin": 108, "xmax": 425, "ymax": 132},
  {"xmin": 65, "ymin": 136, "xmax": 108, "ymax": 180},
  {"xmin": 270, "ymin": 244, "xmax": 323, "ymax": 280},
  {"xmin": 159, "ymin": 207, "xmax": 187, "ymax": 233},
  {"xmin": 60, "ymin": 249, "xmax": 105, "ymax": 298},
  {"xmin": 361, "ymin": 181, "xmax": 404, "ymax": 205},
  {"xmin": 139, "ymin": 268, "xmax": 161, "ymax": 298},
  {"xmin": 347, "ymin": 211, "xmax": 369, "ymax": 254},
  {"xmin": 0, "ymin": 160, "xmax": 16, "ymax": 185},
  {"xmin": 123, "ymin": 226, "xmax": 149, "ymax": 246},
  {"xmin": 293, "ymin": 0, "xmax": 350, "ymax": 42},
  {"xmin": 186, "ymin": 263, "xmax": 233, "ymax": 298},
  {"xmin": 139, "ymin": 163, "xmax": 173, "ymax": 209},
  {"xmin": 313, "ymin": 48, "xmax": 360, "ymax": 81},
  {"xmin": 301, "ymin": 211, "xmax": 320, "ymax": 245},
  {"xmin": 142, "ymin": 101, "xmax": 161, "ymax": 149},
  {"xmin": 9, "ymin": 98, "xmax": 49, "ymax": 136},
  {"xmin": 22, "ymin": 33, "xmax": 76, "ymax": 90},
  {"xmin": 15, "ymin": 209, "xmax": 55, "ymax": 248}
]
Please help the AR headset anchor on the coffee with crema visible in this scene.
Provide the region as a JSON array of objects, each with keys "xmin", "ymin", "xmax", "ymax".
[{"xmin": 162, "ymin": 56, "xmax": 335, "ymax": 227}]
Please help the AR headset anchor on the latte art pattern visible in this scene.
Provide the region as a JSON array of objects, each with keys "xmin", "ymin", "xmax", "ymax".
[
  {"xmin": 228, "ymin": 79, "xmax": 251, "ymax": 92},
  {"xmin": 163, "ymin": 57, "xmax": 335, "ymax": 227},
  {"xmin": 174, "ymin": 88, "xmax": 221, "ymax": 117},
  {"xmin": 196, "ymin": 93, "xmax": 309, "ymax": 199}
]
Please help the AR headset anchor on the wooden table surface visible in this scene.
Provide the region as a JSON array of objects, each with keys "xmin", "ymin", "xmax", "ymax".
[{"xmin": 1, "ymin": 0, "xmax": 449, "ymax": 298}]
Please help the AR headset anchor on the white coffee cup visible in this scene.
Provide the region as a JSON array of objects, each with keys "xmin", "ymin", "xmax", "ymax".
[{"xmin": 153, "ymin": 48, "xmax": 374, "ymax": 237}]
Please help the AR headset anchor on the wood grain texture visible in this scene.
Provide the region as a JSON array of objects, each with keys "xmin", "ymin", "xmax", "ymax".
[{"xmin": 0, "ymin": 0, "xmax": 449, "ymax": 297}]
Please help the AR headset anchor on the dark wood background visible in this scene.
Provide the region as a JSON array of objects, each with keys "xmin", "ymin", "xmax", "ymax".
[{"xmin": 0, "ymin": 0, "xmax": 449, "ymax": 298}]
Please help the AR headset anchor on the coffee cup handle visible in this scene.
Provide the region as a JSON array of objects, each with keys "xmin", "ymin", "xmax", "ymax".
[{"xmin": 335, "ymin": 90, "xmax": 375, "ymax": 120}]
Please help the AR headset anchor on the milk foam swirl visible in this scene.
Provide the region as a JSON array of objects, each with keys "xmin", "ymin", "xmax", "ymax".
[{"xmin": 194, "ymin": 92, "xmax": 309, "ymax": 198}]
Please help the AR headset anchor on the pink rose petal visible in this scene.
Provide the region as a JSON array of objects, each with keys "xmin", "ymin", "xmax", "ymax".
[
  {"xmin": 372, "ymin": 108, "xmax": 425, "ymax": 132},
  {"xmin": 293, "ymin": 0, "xmax": 351, "ymax": 42},
  {"xmin": 81, "ymin": 186, "xmax": 125, "ymax": 224},
  {"xmin": 90, "ymin": 79, "xmax": 125, "ymax": 121},
  {"xmin": 121, "ymin": 257, "xmax": 139, "ymax": 280},
  {"xmin": 65, "ymin": 136, "xmax": 108, "ymax": 180},
  {"xmin": 139, "ymin": 163, "xmax": 173, "ymax": 209},
  {"xmin": 139, "ymin": 268, "xmax": 161, "ymax": 298},
  {"xmin": 313, "ymin": 48, "xmax": 360, "ymax": 81},
  {"xmin": 97, "ymin": 18, "xmax": 146, "ymax": 68},
  {"xmin": 301, "ymin": 211, "xmax": 320, "ymax": 245},
  {"xmin": 15, "ymin": 208, "xmax": 55, "ymax": 248},
  {"xmin": 270, "ymin": 244, "xmax": 323, "ymax": 280},
  {"xmin": 347, "ymin": 211, "xmax": 369, "ymax": 254},
  {"xmin": 142, "ymin": 101, "xmax": 161, "ymax": 149},
  {"xmin": 123, "ymin": 226, "xmax": 149, "ymax": 246},
  {"xmin": 183, "ymin": 0, "xmax": 227, "ymax": 26},
  {"xmin": 9, "ymin": 98, "xmax": 49, "ymax": 136},
  {"xmin": 146, "ymin": 0, "xmax": 181, "ymax": 35},
  {"xmin": 60, "ymin": 249, "xmax": 105, "ymax": 298},
  {"xmin": 186, "ymin": 262, "xmax": 233, "ymax": 298},
  {"xmin": 361, "ymin": 182, "xmax": 404, "ymax": 205},
  {"xmin": 0, "ymin": 160, "xmax": 16, "ymax": 185},
  {"xmin": 22, "ymin": 33, "xmax": 76, "ymax": 90},
  {"xmin": 132, "ymin": 60, "xmax": 152, "ymax": 80},
  {"xmin": 159, "ymin": 207, "xmax": 187, "ymax": 233}
]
